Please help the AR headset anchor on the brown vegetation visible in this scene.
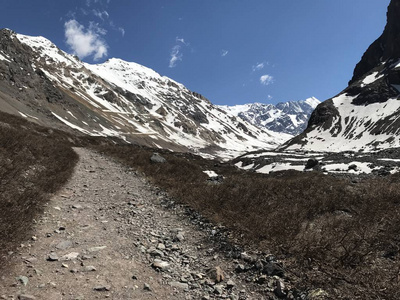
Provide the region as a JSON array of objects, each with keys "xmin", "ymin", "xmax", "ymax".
[
  {"xmin": 2, "ymin": 109, "xmax": 400, "ymax": 298},
  {"xmin": 96, "ymin": 143, "xmax": 400, "ymax": 299},
  {"xmin": 0, "ymin": 112, "xmax": 78, "ymax": 268}
]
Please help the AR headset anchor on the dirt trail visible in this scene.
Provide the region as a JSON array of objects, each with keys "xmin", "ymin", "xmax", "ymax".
[{"xmin": 0, "ymin": 148, "xmax": 267, "ymax": 300}]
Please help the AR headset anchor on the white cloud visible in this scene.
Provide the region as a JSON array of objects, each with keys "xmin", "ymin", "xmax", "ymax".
[
  {"xmin": 64, "ymin": 19, "xmax": 108, "ymax": 60},
  {"xmin": 221, "ymin": 49, "xmax": 229, "ymax": 57},
  {"xmin": 93, "ymin": 9, "xmax": 109, "ymax": 20},
  {"xmin": 169, "ymin": 45, "xmax": 182, "ymax": 68},
  {"xmin": 260, "ymin": 74, "xmax": 274, "ymax": 86},
  {"xmin": 109, "ymin": 20, "xmax": 125, "ymax": 37},
  {"xmin": 169, "ymin": 37, "xmax": 190, "ymax": 67},
  {"xmin": 252, "ymin": 62, "xmax": 265, "ymax": 72},
  {"xmin": 176, "ymin": 37, "xmax": 188, "ymax": 46},
  {"xmin": 86, "ymin": 0, "xmax": 109, "ymax": 7}
]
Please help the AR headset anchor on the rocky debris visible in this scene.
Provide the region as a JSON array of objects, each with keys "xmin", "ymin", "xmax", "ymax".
[
  {"xmin": 207, "ymin": 175, "xmax": 224, "ymax": 185},
  {"xmin": 308, "ymin": 288, "xmax": 329, "ymax": 299},
  {"xmin": 168, "ymin": 281, "xmax": 189, "ymax": 290},
  {"xmin": 275, "ymin": 279, "xmax": 287, "ymax": 298},
  {"xmin": 150, "ymin": 153, "xmax": 166, "ymax": 163},
  {"xmin": 207, "ymin": 266, "xmax": 225, "ymax": 283},
  {"xmin": 0, "ymin": 148, "xmax": 304, "ymax": 299}
]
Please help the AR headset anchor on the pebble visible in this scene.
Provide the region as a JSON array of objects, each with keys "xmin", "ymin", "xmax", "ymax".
[
  {"xmin": 207, "ymin": 266, "xmax": 225, "ymax": 283},
  {"xmin": 88, "ymin": 246, "xmax": 107, "ymax": 252},
  {"xmin": 18, "ymin": 295, "xmax": 36, "ymax": 300},
  {"xmin": 59, "ymin": 252, "xmax": 79, "ymax": 261},
  {"xmin": 226, "ymin": 279, "xmax": 235, "ymax": 288},
  {"xmin": 55, "ymin": 240, "xmax": 73, "ymax": 250},
  {"xmin": 16, "ymin": 276, "xmax": 29, "ymax": 286},
  {"xmin": 82, "ymin": 265, "xmax": 96, "ymax": 272},
  {"xmin": 143, "ymin": 283, "xmax": 152, "ymax": 291},
  {"xmin": 93, "ymin": 285, "xmax": 111, "ymax": 291},
  {"xmin": 169, "ymin": 281, "xmax": 189, "ymax": 290},
  {"xmin": 47, "ymin": 253, "xmax": 59, "ymax": 261},
  {"xmin": 152, "ymin": 259, "xmax": 170, "ymax": 270}
]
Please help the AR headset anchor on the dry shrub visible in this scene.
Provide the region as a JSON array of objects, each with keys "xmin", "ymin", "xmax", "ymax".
[
  {"xmin": 96, "ymin": 143, "xmax": 400, "ymax": 299},
  {"xmin": 0, "ymin": 112, "xmax": 78, "ymax": 269}
]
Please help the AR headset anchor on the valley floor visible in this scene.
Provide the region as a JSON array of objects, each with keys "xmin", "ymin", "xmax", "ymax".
[{"xmin": 0, "ymin": 148, "xmax": 270, "ymax": 300}]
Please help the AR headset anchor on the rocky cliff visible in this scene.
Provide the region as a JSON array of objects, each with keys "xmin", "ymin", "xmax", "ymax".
[{"xmin": 282, "ymin": 0, "xmax": 400, "ymax": 152}]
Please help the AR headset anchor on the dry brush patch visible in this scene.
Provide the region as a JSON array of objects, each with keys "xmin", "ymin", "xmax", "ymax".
[
  {"xmin": 0, "ymin": 112, "xmax": 78, "ymax": 269},
  {"xmin": 96, "ymin": 143, "xmax": 400, "ymax": 299}
]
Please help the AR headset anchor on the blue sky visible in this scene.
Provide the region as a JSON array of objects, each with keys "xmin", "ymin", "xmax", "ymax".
[{"xmin": 1, "ymin": 0, "xmax": 390, "ymax": 105}]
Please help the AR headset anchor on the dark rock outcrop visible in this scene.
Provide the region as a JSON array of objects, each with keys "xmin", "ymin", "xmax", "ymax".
[{"xmin": 350, "ymin": 0, "xmax": 400, "ymax": 84}]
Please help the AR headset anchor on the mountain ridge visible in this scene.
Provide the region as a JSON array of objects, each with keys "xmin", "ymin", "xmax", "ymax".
[
  {"xmin": 281, "ymin": 0, "xmax": 400, "ymax": 153},
  {"xmin": 218, "ymin": 97, "xmax": 320, "ymax": 135},
  {"xmin": 0, "ymin": 28, "xmax": 291, "ymax": 159}
]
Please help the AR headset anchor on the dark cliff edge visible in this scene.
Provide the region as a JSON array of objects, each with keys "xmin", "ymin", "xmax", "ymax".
[
  {"xmin": 281, "ymin": 0, "xmax": 400, "ymax": 150},
  {"xmin": 350, "ymin": 0, "xmax": 400, "ymax": 85}
]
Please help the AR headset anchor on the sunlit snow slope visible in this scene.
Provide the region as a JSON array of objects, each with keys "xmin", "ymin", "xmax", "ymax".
[
  {"xmin": 281, "ymin": 0, "xmax": 400, "ymax": 153},
  {"xmin": 219, "ymin": 97, "xmax": 320, "ymax": 136},
  {"xmin": 0, "ymin": 29, "xmax": 290, "ymax": 159}
]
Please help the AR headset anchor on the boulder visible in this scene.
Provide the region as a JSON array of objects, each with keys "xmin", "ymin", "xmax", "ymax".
[
  {"xmin": 150, "ymin": 153, "xmax": 166, "ymax": 163},
  {"xmin": 305, "ymin": 158, "xmax": 318, "ymax": 169}
]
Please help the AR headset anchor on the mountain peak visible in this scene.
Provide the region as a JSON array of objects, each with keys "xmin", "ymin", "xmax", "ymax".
[
  {"xmin": 282, "ymin": 0, "xmax": 400, "ymax": 152},
  {"xmin": 219, "ymin": 98, "xmax": 320, "ymax": 136},
  {"xmin": 350, "ymin": 0, "xmax": 400, "ymax": 84},
  {"xmin": 0, "ymin": 29, "xmax": 290, "ymax": 159}
]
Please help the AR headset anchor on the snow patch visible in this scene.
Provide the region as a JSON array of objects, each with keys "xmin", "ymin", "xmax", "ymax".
[{"xmin": 203, "ymin": 170, "xmax": 219, "ymax": 177}]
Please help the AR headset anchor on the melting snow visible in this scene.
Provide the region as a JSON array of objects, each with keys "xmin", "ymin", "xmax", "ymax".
[
  {"xmin": 362, "ymin": 71, "xmax": 384, "ymax": 86},
  {"xmin": 203, "ymin": 170, "xmax": 219, "ymax": 177},
  {"xmin": 0, "ymin": 52, "xmax": 11, "ymax": 62}
]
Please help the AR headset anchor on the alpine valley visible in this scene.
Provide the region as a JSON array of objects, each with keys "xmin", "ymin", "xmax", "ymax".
[
  {"xmin": 3, "ymin": 1, "xmax": 400, "ymax": 300},
  {"xmin": 0, "ymin": 28, "xmax": 298, "ymax": 160}
]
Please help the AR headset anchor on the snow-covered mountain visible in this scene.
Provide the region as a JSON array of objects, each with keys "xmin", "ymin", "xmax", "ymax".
[
  {"xmin": 219, "ymin": 97, "xmax": 320, "ymax": 135},
  {"xmin": 0, "ymin": 29, "xmax": 291, "ymax": 159},
  {"xmin": 281, "ymin": 0, "xmax": 400, "ymax": 153}
]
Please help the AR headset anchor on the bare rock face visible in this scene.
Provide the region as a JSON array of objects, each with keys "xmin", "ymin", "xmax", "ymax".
[
  {"xmin": 282, "ymin": 0, "xmax": 400, "ymax": 152},
  {"xmin": 350, "ymin": 0, "xmax": 400, "ymax": 84}
]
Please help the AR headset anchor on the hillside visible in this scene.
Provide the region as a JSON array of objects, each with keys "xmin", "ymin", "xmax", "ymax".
[
  {"xmin": 0, "ymin": 29, "xmax": 290, "ymax": 159},
  {"xmin": 282, "ymin": 0, "xmax": 400, "ymax": 152}
]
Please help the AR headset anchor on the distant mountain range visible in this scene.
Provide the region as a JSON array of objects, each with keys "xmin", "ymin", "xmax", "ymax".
[
  {"xmin": 0, "ymin": 28, "xmax": 292, "ymax": 159},
  {"xmin": 218, "ymin": 97, "xmax": 320, "ymax": 135}
]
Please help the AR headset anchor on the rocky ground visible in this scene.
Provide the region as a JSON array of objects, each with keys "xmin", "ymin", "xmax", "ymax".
[
  {"xmin": 234, "ymin": 148, "xmax": 400, "ymax": 177},
  {"xmin": 0, "ymin": 148, "xmax": 294, "ymax": 300}
]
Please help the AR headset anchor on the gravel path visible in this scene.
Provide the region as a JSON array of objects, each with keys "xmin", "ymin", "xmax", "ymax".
[{"xmin": 0, "ymin": 148, "xmax": 274, "ymax": 300}]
